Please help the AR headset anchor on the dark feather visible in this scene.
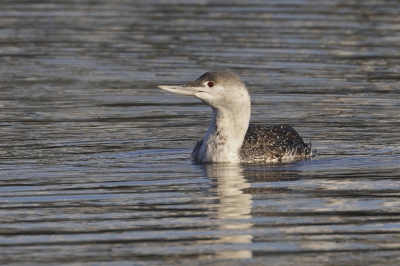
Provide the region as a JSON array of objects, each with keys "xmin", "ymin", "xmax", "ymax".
[{"xmin": 191, "ymin": 124, "xmax": 314, "ymax": 163}]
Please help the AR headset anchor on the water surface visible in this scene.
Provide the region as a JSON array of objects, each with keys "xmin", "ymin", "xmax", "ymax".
[{"xmin": 1, "ymin": 0, "xmax": 400, "ymax": 265}]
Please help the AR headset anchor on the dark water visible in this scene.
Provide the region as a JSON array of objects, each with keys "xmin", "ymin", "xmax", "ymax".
[{"xmin": 1, "ymin": 0, "xmax": 400, "ymax": 265}]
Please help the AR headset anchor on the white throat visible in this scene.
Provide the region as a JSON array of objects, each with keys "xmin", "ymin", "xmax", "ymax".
[{"xmin": 198, "ymin": 103, "xmax": 250, "ymax": 163}]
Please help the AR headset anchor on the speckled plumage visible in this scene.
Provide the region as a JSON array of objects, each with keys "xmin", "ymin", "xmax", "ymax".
[
  {"xmin": 240, "ymin": 124, "xmax": 313, "ymax": 163},
  {"xmin": 191, "ymin": 124, "xmax": 313, "ymax": 163},
  {"xmin": 158, "ymin": 71, "xmax": 315, "ymax": 164}
]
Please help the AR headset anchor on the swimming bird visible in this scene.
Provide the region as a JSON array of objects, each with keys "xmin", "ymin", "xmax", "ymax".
[{"xmin": 158, "ymin": 72, "xmax": 314, "ymax": 164}]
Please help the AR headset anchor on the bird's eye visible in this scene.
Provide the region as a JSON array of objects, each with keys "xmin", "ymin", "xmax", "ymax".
[{"xmin": 207, "ymin": 82, "xmax": 214, "ymax": 87}]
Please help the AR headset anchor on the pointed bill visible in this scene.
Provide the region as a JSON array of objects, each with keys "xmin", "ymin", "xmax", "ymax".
[{"xmin": 157, "ymin": 85, "xmax": 199, "ymax": 96}]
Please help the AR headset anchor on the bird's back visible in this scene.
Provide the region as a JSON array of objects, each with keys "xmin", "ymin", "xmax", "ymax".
[{"xmin": 239, "ymin": 124, "xmax": 314, "ymax": 163}]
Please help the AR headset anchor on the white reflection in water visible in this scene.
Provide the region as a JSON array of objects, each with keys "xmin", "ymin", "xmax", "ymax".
[{"xmin": 203, "ymin": 164, "xmax": 253, "ymax": 259}]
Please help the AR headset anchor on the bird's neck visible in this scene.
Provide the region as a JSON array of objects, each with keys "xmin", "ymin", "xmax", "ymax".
[{"xmin": 199, "ymin": 105, "xmax": 250, "ymax": 163}]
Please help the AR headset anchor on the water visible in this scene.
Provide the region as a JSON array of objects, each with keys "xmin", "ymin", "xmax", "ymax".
[{"xmin": 1, "ymin": 0, "xmax": 400, "ymax": 265}]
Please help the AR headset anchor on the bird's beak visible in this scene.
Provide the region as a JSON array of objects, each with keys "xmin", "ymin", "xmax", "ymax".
[{"xmin": 157, "ymin": 85, "xmax": 200, "ymax": 96}]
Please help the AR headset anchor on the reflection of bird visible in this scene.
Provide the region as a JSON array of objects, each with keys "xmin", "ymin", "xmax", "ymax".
[{"xmin": 158, "ymin": 72, "xmax": 314, "ymax": 163}]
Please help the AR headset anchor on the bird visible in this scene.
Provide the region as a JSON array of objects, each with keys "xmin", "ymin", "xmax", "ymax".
[{"xmin": 158, "ymin": 72, "xmax": 314, "ymax": 164}]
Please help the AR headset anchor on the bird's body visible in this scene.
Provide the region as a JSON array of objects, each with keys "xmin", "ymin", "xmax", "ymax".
[
  {"xmin": 191, "ymin": 124, "xmax": 313, "ymax": 163},
  {"xmin": 158, "ymin": 72, "xmax": 314, "ymax": 164}
]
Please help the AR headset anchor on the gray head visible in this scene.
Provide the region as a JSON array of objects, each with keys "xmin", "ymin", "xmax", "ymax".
[
  {"xmin": 187, "ymin": 72, "xmax": 245, "ymax": 88},
  {"xmin": 158, "ymin": 72, "xmax": 252, "ymax": 163},
  {"xmin": 158, "ymin": 72, "xmax": 251, "ymax": 111}
]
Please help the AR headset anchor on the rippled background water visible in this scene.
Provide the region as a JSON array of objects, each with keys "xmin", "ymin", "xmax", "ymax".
[{"xmin": 1, "ymin": 0, "xmax": 400, "ymax": 265}]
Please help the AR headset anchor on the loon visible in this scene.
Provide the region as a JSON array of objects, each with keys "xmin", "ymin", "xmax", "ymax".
[{"xmin": 158, "ymin": 72, "xmax": 314, "ymax": 164}]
